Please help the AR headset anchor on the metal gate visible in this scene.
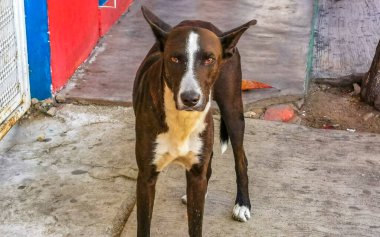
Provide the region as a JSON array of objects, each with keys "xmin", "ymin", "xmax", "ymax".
[{"xmin": 0, "ymin": 0, "xmax": 30, "ymax": 140}]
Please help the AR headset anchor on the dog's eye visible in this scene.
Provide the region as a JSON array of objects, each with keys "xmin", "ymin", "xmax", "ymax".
[
  {"xmin": 204, "ymin": 57, "xmax": 215, "ymax": 65},
  {"xmin": 170, "ymin": 57, "xmax": 180, "ymax": 64}
]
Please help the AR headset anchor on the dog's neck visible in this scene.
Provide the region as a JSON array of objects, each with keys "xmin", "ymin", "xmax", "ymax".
[
  {"xmin": 163, "ymin": 83, "xmax": 210, "ymax": 140},
  {"xmin": 151, "ymin": 83, "xmax": 211, "ymax": 171}
]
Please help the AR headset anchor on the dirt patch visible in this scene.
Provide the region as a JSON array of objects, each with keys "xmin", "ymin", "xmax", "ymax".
[{"xmin": 301, "ymin": 83, "xmax": 380, "ymax": 133}]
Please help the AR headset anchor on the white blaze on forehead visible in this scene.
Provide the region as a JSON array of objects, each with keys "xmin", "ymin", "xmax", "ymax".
[{"xmin": 178, "ymin": 31, "xmax": 202, "ymax": 106}]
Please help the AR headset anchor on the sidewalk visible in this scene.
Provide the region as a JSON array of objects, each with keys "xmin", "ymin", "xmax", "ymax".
[
  {"xmin": 0, "ymin": 105, "xmax": 137, "ymax": 237},
  {"xmin": 123, "ymin": 116, "xmax": 380, "ymax": 236},
  {"xmin": 2, "ymin": 0, "xmax": 380, "ymax": 236},
  {"xmin": 1, "ymin": 104, "xmax": 379, "ymax": 236},
  {"xmin": 57, "ymin": 0, "xmax": 313, "ymax": 108}
]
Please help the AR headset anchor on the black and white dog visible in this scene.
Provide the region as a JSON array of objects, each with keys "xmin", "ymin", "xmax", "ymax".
[{"xmin": 133, "ymin": 6, "xmax": 256, "ymax": 237}]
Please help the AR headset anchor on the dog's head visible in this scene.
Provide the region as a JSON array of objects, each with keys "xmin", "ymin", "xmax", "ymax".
[{"xmin": 142, "ymin": 6, "xmax": 256, "ymax": 111}]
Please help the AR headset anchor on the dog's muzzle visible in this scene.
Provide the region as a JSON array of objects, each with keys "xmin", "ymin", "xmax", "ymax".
[{"xmin": 179, "ymin": 90, "xmax": 202, "ymax": 111}]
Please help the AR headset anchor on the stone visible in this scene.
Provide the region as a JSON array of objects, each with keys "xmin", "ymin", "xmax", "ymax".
[
  {"xmin": 289, "ymin": 115, "xmax": 302, "ymax": 124},
  {"xmin": 353, "ymin": 83, "xmax": 361, "ymax": 95},
  {"xmin": 319, "ymin": 84, "xmax": 329, "ymax": 91},
  {"xmin": 36, "ymin": 135, "xmax": 51, "ymax": 142},
  {"xmin": 244, "ymin": 108, "xmax": 264, "ymax": 119},
  {"xmin": 55, "ymin": 94, "xmax": 66, "ymax": 103},
  {"xmin": 41, "ymin": 98, "xmax": 54, "ymax": 108},
  {"xmin": 363, "ymin": 112, "xmax": 375, "ymax": 121},
  {"xmin": 31, "ymin": 98, "xmax": 39, "ymax": 105},
  {"xmin": 263, "ymin": 104, "xmax": 295, "ymax": 122},
  {"xmin": 46, "ymin": 107, "xmax": 57, "ymax": 117},
  {"xmin": 293, "ymin": 98, "xmax": 305, "ymax": 110},
  {"xmin": 44, "ymin": 98, "xmax": 54, "ymax": 104},
  {"xmin": 36, "ymin": 135, "xmax": 45, "ymax": 142}
]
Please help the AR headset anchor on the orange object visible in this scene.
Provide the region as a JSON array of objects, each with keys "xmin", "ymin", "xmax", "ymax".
[
  {"xmin": 241, "ymin": 80, "xmax": 272, "ymax": 91},
  {"xmin": 263, "ymin": 105, "xmax": 295, "ymax": 122}
]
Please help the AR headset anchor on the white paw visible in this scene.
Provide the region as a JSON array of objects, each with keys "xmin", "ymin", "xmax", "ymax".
[
  {"xmin": 181, "ymin": 192, "xmax": 208, "ymax": 205},
  {"xmin": 232, "ymin": 204, "xmax": 251, "ymax": 222}
]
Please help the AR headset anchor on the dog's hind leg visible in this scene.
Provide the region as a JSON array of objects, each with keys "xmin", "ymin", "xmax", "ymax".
[
  {"xmin": 218, "ymin": 101, "xmax": 251, "ymax": 222},
  {"xmin": 214, "ymin": 53, "xmax": 251, "ymax": 222}
]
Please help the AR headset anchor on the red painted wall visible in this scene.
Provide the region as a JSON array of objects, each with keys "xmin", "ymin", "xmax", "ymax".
[
  {"xmin": 99, "ymin": 0, "xmax": 133, "ymax": 36},
  {"xmin": 47, "ymin": 0, "xmax": 99, "ymax": 91},
  {"xmin": 47, "ymin": 0, "xmax": 133, "ymax": 91}
]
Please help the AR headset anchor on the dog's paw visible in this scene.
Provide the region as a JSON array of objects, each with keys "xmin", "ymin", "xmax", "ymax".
[
  {"xmin": 181, "ymin": 192, "xmax": 208, "ymax": 205},
  {"xmin": 232, "ymin": 204, "xmax": 251, "ymax": 222}
]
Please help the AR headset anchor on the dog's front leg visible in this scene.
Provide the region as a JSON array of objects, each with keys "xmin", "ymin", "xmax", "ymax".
[
  {"xmin": 135, "ymin": 135, "xmax": 159, "ymax": 237},
  {"xmin": 136, "ymin": 166, "xmax": 158, "ymax": 237},
  {"xmin": 186, "ymin": 159, "xmax": 210, "ymax": 237}
]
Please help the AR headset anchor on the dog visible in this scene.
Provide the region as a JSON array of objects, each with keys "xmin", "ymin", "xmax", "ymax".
[{"xmin": 133, "ymin": 6, "xmax": 256, "ymax": 237}]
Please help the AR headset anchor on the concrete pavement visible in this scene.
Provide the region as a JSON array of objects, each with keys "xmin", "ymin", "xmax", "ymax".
[
  {"xmin": 1, "ymin": 104, "xmax": 380, "ymax": 236},
  {"xmin": 122, "ymin": 117, "xmax": 380, "ymax": 237},
  {"xmin": 0, "ymin": 105, "xmax": 137, "ymax": 237},
  {"xmin": 57, "ymin": 0, "xmax": 313, "ymax": 107}
]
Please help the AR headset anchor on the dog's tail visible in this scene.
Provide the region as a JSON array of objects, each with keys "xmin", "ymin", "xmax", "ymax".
[{"xmin": 220, "ymin": 117, "xmax": 229, "ymax": 154}]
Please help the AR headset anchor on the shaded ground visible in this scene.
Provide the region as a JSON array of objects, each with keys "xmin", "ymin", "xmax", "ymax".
[{"xmin": 301, "ymin": 83, "xmax": 380, "ymax": 134}]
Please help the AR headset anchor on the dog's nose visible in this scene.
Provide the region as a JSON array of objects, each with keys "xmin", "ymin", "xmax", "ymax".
[{"xmin": 180, "ymin": 91, "xmax": 200, "ymax": 107}]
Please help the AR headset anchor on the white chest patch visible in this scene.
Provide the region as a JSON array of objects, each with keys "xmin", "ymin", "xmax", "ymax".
[{"xmin": 153, "ymin": 84, "xmax": 210, "ymax": 172}]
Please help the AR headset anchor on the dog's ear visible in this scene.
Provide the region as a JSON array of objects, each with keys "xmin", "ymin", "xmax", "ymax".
[
  {"xmin": 220, "ymin": 19, "xmax": 257, "ymax": 58},
  {"xmin": 141, "ymin": 6, "xmax": 172, "ymax": 51}
]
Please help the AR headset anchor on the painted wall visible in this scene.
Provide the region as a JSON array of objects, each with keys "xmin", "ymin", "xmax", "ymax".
[
  {"xmin": 24, "ymin": 0, "xmax": 52, "ymax": 99},
  {"xmin": 24, "ymin": 0, "xmax": 133, "ymax": 98},
  {"xmin": 99, "ymin": 0, "xmax": 133, "ymax": 36},
  {"xmin": 47, "ymin": 0, "xmax": 100, "ymax": 91}
]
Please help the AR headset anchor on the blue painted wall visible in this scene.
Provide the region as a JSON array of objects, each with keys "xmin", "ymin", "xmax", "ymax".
[
  {"xmin": 24, "ymin": 0, "xmax": 52, "ymax": 99},
  {"xmin": 99, "ymin": 0, "xmax": 108, "ymax": 6}
]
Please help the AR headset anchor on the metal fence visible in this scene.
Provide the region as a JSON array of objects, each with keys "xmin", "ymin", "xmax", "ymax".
[{"xmin": 0, "ymin": 0, "xmax": 30, "ymax": 139}]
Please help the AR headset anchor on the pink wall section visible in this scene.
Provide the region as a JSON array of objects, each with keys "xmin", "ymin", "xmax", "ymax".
[{"xmin": 47, "ymin": 0, "xmax": 133, "ymax": 92}]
